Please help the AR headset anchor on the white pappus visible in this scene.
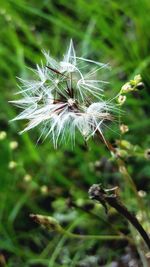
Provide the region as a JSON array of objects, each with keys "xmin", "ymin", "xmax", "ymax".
[{"xmin": 10, "ymin": 40, "xmax": 117, "ymax": 148}]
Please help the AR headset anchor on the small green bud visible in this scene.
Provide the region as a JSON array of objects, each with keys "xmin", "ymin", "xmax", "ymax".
[
  {"xmin": 40, "ymin": 185, "xmax": 48, "ymax": 194},
  {"xmin": 121, "ymin": 83, "xmax": 132, "ymax": 94},
  {"xmin": 24, "ymin": 174, "xmax": 32, "ymax": 182},
  {"xmin": 30, "ymin": 214, "xmax": 63, "ymax": 232},
  {"xmin": 117, "ymin": 140, "xmax": 132, "ymax": 150},
  {"xmin": 120, "ymin": 140, "xmax": 132, "ymax": 150},
  {"xmin": 144, "ymin": 149, "xmax": 150, "ymax": 160},
  {"xmin": 8, "ymin": 161, "xmax": 17, "ymax": 169},
  {"xmin": 130, "ymin": 74, "xmax": 142, "ymax": 87},
  {"xmin": 134, "ymin": 74, "xmax": 142, "ymax": 84},
  {"xmin": 115, "ymin": 149, "xmax": 128, "ymax": 158},
  {"xmin": 121, "ymin": 74, "xmax": 144, "ymax": 94},
  {"xmin": 120, "ymin": 124, "xmax": 129, "ymax": 134},
  {"xmin": 138, "ymin": 190, "xmax": 146, "ymax": 198},
  {"xmin": 117, "ymin": 95, "xmax": 126, "ymax": 105},
  {"xmin": 9, "ymin": 141, "xmax": 18, "ymax": 150},
  {"xmin": 0, "ymin": 131, "xmax": 7, "ymax": 140}
]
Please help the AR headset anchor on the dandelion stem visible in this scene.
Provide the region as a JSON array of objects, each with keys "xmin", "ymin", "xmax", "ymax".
[{"xmin": 96, "ymin": 131, "xmax": 116, "ymax": 153}]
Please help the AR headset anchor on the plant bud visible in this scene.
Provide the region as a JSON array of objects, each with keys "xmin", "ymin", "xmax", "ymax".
[
  {"xmin": 120, "ymin": 124, "xmax": 129, "ymax": 134},
  {"xmin": 8, "ymin": 161, "xmax": 17, "ymax": 169},
  {"xmin": 144, "ymin": 149, "xmax": 150, "ymax": 160},
  {"xmin": 117, "ymin": 95, "xmax": 126, "ymax": 105},
  {"xmin": 30, "ymin": 214, "xmax": 63, "ymax": 232},
  {"xmin": 115, "ymin": 149, "xmax": 128, "ymax": 158},
  {"xmin": 40, "ymin": 185, "xmax": 48, "ymax": 194},
  {"xmin": 0, "ymin": 131, "xmax": 7, "ymax": 140},
  {"xmin": 121, "ymin": 83, "xmax": 132, "ymax": 94},
  {"xmin": 24, "ymin": 174, "xmax": 32, "ymax": 182},
  {"xmin": 134, "ymin": 74, "xmax": 142, "ymax": 84},
  {"xmin": 119, "ymin": 140, "xmax": 132, "ymax": 150},
  {"xmin": 138, "ymin": 190, "xmax": 146, "ymax": 198},
  {"xmin": 9, "ymin": 141, "xmax": 18, "ymax": 150}
]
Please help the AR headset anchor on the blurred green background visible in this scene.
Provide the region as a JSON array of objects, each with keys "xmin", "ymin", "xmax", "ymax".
[{"xmin": 0, "ymin": 0, "xmax": 150, "ymax": 266}]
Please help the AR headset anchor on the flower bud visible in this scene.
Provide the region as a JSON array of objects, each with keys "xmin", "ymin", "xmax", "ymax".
[
  {"xmin": 138, "ymin": 190, "xmax": 146, "ymax": 198},
  {"xmin": 24, "ymin": 174, "xmax": 32, "ymax": 182},
  {"xmin": 144, "ymin": 149, "xmax": 150, "ymax": 160},
  {"xmin": 134, "ymin": 74, "xmax": 142, "ymax": 84},
  {"xmin": 9, "ymin": 141, "xmax": 18, "ymax": 150},
  {"xmin": 121, "ymin": 83, "xmax": 132, "ymax": 94},
  {"xmin": 30, "ymin": 214, "xmax": 63, "ymax": 232},
  {"xmin": 8, "ymin": 161, "xmax": 17, "ymax": 169},
  {"xmin": 117, "ymin": 95, "xmax": 126, "ymax": 105},
  {"xmin": 0, "ymin": 131, "xmax": 7, "ymax": 140},
  {"xmin": 119, "ymin": 165, "xmax": 126, "ymax": 175},
  {"xmin": 120, "ymin": 124, "xmax": 129, "ymax": 134},
  {"xmin": 121, "ymin": 74, "xmax": 144, "ymax": 94},
  {"xmin": 115, "ymin": 149, "xmax": 128, "ymax": 158},
  {"xmin": 40, "ymin": 185, "xmax": 48, "ymax": 194},
  {"xmin": 119, "ymin": 140, "xmax": 132, "ymax": 150}
]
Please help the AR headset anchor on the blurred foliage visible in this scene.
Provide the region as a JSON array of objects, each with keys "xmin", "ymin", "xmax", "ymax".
[{"xmin": 0, "ymin": 0, "xmax": 150, "ymax": 266}]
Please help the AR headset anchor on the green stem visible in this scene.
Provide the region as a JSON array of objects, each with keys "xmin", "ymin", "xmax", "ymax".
[{"xmin": 63, "ymin": 230, "xmax": 126, "ymax": 240}]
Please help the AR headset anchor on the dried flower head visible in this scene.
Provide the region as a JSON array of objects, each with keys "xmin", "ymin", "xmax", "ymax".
[{"xmin": 10, "ymin": 40, "xmax": 117, "ymax": 147}]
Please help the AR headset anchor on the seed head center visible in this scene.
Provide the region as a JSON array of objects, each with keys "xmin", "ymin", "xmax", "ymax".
[{"xmin": 68, "ymin": 98, "xmax": 75, "ymax": 107}]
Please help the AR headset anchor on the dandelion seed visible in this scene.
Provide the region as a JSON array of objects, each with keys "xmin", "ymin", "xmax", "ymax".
[{"xmin": 10, "ymin": 40, "xmax": 118, "ymax": 147}]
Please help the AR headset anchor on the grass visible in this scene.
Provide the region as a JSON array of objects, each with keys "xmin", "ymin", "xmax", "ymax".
[{"xmin": 0, "ymin": 0, "xmax": 150, "ymax": 266}]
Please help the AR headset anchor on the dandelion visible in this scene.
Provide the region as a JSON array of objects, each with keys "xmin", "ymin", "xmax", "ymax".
[{"xmin": 10, "ymin": 40, "xmax": 117, "ymax": 148}]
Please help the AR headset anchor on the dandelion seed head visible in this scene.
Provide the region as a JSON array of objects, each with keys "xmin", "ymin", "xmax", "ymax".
[{"xmin": 10, "ymin": 40, "xmax": 118, "ymax": 147}]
